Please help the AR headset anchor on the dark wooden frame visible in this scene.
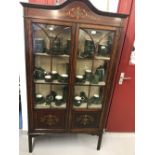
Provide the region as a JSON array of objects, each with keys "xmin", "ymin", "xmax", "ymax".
[{"xmin": 21, "ymin": 0, "xmax": 128, "ymax": 152}]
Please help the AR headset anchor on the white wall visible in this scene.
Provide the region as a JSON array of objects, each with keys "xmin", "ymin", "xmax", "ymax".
[
  {"xmin": 90, "ymin": 0, "xmax": 119, "ymax": 12},
  {"xmin": 19, "ymin": 0, "xmax": 28, "ymax": 131},
  {"xmin": 20, "ymin": 0, "xmax": 119, "ymax": 131}
]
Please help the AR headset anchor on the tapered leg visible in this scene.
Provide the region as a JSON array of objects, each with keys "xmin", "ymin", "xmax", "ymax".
[
  {"xmin": 97, "ymin": 132, "xmax": 103, "ymax": 150},
  {"xmin": 28, "ymin": 135, "xmax": 33, "ymax": 153}
]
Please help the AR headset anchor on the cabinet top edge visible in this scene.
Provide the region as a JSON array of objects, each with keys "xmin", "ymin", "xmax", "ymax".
[{"xmin": 20, "ymin": 0, "xmax": 128, "ymax": 19}]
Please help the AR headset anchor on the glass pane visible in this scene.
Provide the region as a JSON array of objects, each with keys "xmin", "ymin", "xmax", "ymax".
[
  {"xmin": 33, "ymin": 23, "xmax": 71, "ymax": 84},
  {"xmin": 32, "ymin": 23, "xmax": 71, "ymax": 109},
  {"xmin": 73, "ymin": 27, "xmax": 113, "ymax": 109},
  {"xmin": 35, "ymin": 84, "xmax": 68, "ymax": 109}
]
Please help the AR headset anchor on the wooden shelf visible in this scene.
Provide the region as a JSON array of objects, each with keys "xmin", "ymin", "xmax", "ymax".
[
  {"xmin": 34, "ymin": 102, "xmax": 66, "ymax": 109},
  {"xmin": 77, "ymin": 56, "xmax": 110, "ymax": 61},
  {"xmin": 34, "ymin": 79, "xmax": 68, "ymax": 85},
  {"xmin": 75, "ymin": 81, "xmax": 106, "ymax": 86},
  {"xmin": 34, "ymin": 52, "xmax": 70, "ymax": 58}
]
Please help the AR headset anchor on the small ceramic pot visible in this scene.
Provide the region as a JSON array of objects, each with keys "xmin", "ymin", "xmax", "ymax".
[
  {"xmin": 51, "ymin": 70, "xmax": 58, "ymax": 80},
  {"xmin": 98, "ymin": 45, "xmax": 108, "ymax": 56},
  {"xmin": 74, "ymin": 96, "xmax": 82, "ymax": 106},
  {"xmin": 55, "ymin": 95, "xmax": 63, "ymax": 106},
  {"xmin": 58, "ymin": 74, "xmax": 68, "ymax": 83},
  {"xmin": 44, "ymin": 74, "xmax": 53, "ymax": 82},
  {"xmin": 34, "ymin": 38, "xmax": 45, "ymax": 53},
  {"xmin": 76, "ymin": 75, "xmax": 84, "ymax": 83},
  {"xmin": 51, "ymin": 38, "xmax": 61, "ymax": 54},
  {"xmin": 95, "ymin": 67, "xmax": 105, "ymax": 81},
  {"xmin": 64, "ymin": 39, "xmax": 71, "ymax": 55},
  {"xmin": 35, "ymin": 94, "xmax": 45, "ymax": 104},
  {"xmin": 88, "ymin": 94, "xmax": 100, "ymax": 105},
  {"xmin": 85, "ymin": 70, "xmax": 92, "ymax": 82},
  {"xmin": 83, "ymin": 40, "xmax": 94, "ymax": 57}
]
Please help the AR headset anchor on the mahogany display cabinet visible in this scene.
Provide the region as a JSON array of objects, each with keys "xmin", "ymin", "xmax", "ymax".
[{"xmin": 21, "ymin": 0, "xmax": 128, "ymax": 152}]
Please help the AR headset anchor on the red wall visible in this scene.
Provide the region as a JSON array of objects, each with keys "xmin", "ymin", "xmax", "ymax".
[{"xmin": 106, "ymin": 0, "xmax": 135, "ymax": 132}]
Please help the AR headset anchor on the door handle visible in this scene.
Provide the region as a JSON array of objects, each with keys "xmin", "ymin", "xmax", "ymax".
[{"xmin": 118, "ymin": 72, "xmax": 131, "ymax": 85}]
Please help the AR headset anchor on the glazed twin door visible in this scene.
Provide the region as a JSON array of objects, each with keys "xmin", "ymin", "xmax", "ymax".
[{"xmin": 31, "ymin": 19, "xmax": 115, "ymax": 131}]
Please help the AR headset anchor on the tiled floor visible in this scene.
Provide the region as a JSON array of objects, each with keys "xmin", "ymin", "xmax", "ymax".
[{"xmin": 19, "ymin": 131, "xmax": 134, "ymax": 155}]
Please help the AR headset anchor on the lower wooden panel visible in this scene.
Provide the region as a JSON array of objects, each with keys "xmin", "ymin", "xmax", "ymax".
[
  {"xmin": 71, "ymin": 111, "xmax": 101, "ymax": 130},
  {"xmin": 33, "ymin": 110, "xmax": 66, "ymax": 130}
]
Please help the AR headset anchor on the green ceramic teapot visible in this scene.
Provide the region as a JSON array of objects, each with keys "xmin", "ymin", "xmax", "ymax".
[
  {"xmin": 45, "ymin": 91, "xmax": 57, "ymax": 105},
  {"xmin": 34, "ymin": 67, "xmax": 45, "ymax": 80}
]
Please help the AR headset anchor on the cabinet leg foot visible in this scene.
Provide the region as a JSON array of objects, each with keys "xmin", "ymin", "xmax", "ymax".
[
  {"xmin": 28, "ymin": 135, "xmax": 33, "ymax": 153},
  {"xmin": 97, "ymin": 132, "xmax": 103, "ymax": 150}
]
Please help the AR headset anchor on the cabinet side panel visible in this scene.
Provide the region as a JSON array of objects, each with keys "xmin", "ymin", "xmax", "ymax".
[{"xmin": 24, "ymin": 13, "xmax": 34, "ymax": 132}]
